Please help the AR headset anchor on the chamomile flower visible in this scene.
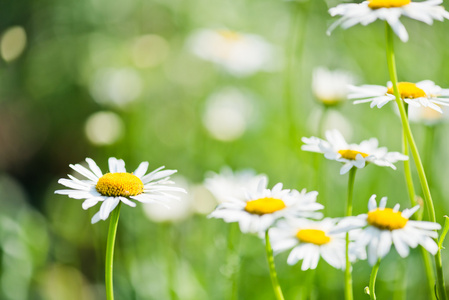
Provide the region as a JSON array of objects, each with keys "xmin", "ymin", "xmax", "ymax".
[
  {"xmin": 333, "ymin": 195, "xmax": 441, "ymax": 265},
  {"xmin": 270, "ymin": 218, "xmax": 347, "ymax": 270},
  {"xmin": 349, "ymin": 80, "xmax": 449, "ymax": 113},
  {"xmin": 55, "ymin": 157, "xmax": 186, "ymax": 224},
  {"xmin": 328, "ymin": 0, "xmax": 449, "ymax": 42},
  {"xmin": 188, "ymin": 29, "xmax": 273, "ymax": 77},
  {"xmin": 302, "ymin": 129, "xmax": 408, "ymax": 174},
  {"xmin": 208, "ymin": 176, "xmax": 323, "ymax": 234},
  {"xmin": 204, "ymin": 166, "xmax": 264, "ymax": 203},
  {"xmin": 395, "ymin": 104, "xmax": 449, "ymax": 125},
  {"xmin": 312, "ymin": 67, "xmax": 355, "ymax": 106}
]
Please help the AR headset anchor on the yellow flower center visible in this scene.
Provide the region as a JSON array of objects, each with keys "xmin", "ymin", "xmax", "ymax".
[
  {"xmin": 338, "ymin": 149, "xmax": 369, "ymax": 160},
  {"xmin": 218, "ymin": 30, "xmax": 241, "ymax": 42},
  {"xmin": 367, "ymin": 208, "xmax": 408, "ymax": 231},
  {"xmin": 386, "ymin": 82, "xmax": 426, "ymax": 99},
  {"xmin": 244, "ymin": 197, "xmax": 286, "ymax": 215},
  {"xmin": 96, "ymin": 173, "xmax": 144, "ymax": 197},
  {"xmin": 368, "ymin": 0, "xmax": 411, "ymax": 9},
  {"xmin": 296, "ymin": 229, "xmax": 331, "ymax": 245}
]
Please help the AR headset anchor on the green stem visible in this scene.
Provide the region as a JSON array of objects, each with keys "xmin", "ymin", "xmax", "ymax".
[
  {"xmin": 369, "ymin": 259, "xmax": 381, "ymax": 300},
  {"xmin": 424, "ymin": 125, "xmax": 436, "ymax": 186},
  {"xmin": 385, "ymin": 23, "xmax": 446, "ymax": 300},
  {"xmin": 265, "ymin": 230, "xmax": 285, "ymax": 300},
  {"xmin": 402, "ymin": 104, "xmax": 417, "ymax": 208},
  {"xmin": 345, "ymin": 167, "xmax": 356, "ymax": 300},
  {"xmin": 105, "ymin": 202, "xmax": 122, "ymax": 300}
]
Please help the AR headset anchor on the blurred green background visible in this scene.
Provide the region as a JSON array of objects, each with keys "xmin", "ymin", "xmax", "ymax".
[{"xmin": 1, "ymin": 0, "xmax": 449, "ymax": 299}]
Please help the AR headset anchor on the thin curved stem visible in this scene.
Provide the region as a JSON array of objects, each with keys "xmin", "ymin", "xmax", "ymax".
[
  {"xmin": 105, "ymin": 203, "xmax": 122, "ymax": 300},
  {"xmin": 401, "ymin": 104, "xmax": 417, "ymax": 208},
  {"xmin": 345, "ymin": 168, "xmax": 357, "ymax": 300},
  {"xmin": 369, "ymin": 259, "xmax": 381, "ymax": 300},
  {"xmin": 265, "ymin": 229, "xmax": 285, "ymax": 300},
  {"xmin": 385, "ymin": 23, "xmax": 446, "ymax": 300}
]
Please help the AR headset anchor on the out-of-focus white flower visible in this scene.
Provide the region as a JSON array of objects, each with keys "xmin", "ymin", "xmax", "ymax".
[
  {"xmin": 208, "ymin": 176, "xmax": 323, "ymax": 234},
  {"xmin": 400, "ymin": 105, "xmax": 449, "ymax": 126},
  {"xmin": 143, "ymin": 176, "xmax": 193, "ymax": 223},
  {"xmin": 89, "ymin": 68, "xmax": 143, "ymax": 108},
  {"xmin": 84, "ymin": 111, "xmax": 124, "ymax": 146},
  {"xmin": 55, "ymin": 157, "xmax": 186, "ymax": 224},
  {"xmin": 204, "ymin": 166, "xmax": 264, "ymax": 203},
  {"xmin": 202, "ymin": 87, "xmax": 255, "ymax": 141},
  {"xmin": 302, "ymin": 129, "xmax": 408, "ymax": 174},
  {"xmin": 332, "ymin": 195, "xmax": 441, "ymax": 265},
  {"xmin": 188, "ymin": 29, "xmax": 273, "ymax": 77},
  {"xmin": 328, "ymin": 0, "xmax": 449, "ymax": 42},
  {"xmin": 312, "ymin": 67, "xmax": 355, "ymax": 106},
  {"xmin": 350, "ymin": 80, "xmax": 449, "ymax": 113}
]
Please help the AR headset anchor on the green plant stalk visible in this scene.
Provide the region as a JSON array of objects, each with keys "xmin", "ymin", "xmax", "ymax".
[
  {"xmin": 385, "ymin": 23, "xmax": 446, "ymax": 300},
  {"xmin": 345, "ymin": 167, "xmax": 356, "ymax": 300},
  {"xmin": 105, "ymin": 203, "xmax": 122, "ymax": 300},
  {"xmin": 401, "ymin": 104, "xmax": 417, "ymax": 208},
  {"xmin": 369, "ymin": 259, "xmax": 381, "ymax": 300},
  {"xmin": 265, "ymin": 230, "xmax": 285, "ymax": 300}
]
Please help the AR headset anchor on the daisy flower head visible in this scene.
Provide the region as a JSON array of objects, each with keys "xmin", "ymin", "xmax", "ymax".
[
  {"xmin": 406, "ymin": 104, "xmax": 449, "ymax": 125},
  {"xmin": 349, "ymin": 80, "xmax": 449, "ymax": 113},
  {"xmin": 270, "ymin": 218, "xmax": 347, "ymax": 270},
  {"xmin": 204, "ymin": 166, "xmax": 265, "ymax": 204},
  {"xmin": 55, "ymin": 157, "xmax": 186, "ymax": 224},
  {"xmin": 334, "ymin": 195, "xmax": 441, "ymax": 265},
  {"xmin": 301, "ymin": 129, "xmax": 408, "ymax": 174},
  {"xmin": 187, "ymin": 28, "xmax": 273, "ymax": 77},
  {"xmin": 312, "ymin": 67, "xmax": 355, "ymax": 106},
  {"xmin": 327, "ymin": 0, "xmax": 449, "ymax": 42},
  {"xmin": 208, "ymin": 176, "xmax": 323, "ymax": 234}
]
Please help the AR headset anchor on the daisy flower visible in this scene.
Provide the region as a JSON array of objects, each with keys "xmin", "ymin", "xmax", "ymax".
[
  {"xmin": 187, "ymin": 28, "xmax": 273, "ymax": 77},
  {"xmin": 55, "ymin": 157, "xmax": 186, "ymax": 224},
  {"xmin": 301, "ymin": 129, "xmax": 408, "ymax": 174},
  {"xmin": 208, "ymin": 176, "xmax": 323, "ymax": 234},
  {"xmin": 396, "ymin": 104, "xmax": 449, "ymax": 125},
  {"xmin": 328, "ymin": 0, "xmax": 449, "ymax": 42},
  {"xmin": 204, "ymin": 166, "xmax": 264, "ymax": 204},
  {"xmin": 312, "ymin": 67, "xmax": 355, "ymax": 106},
  {"xmin": 270, "ymin": 218, "xmax": 347, "ymax": 270},
  {"xmin": 349, "ymin": 80, "xmax": 449, "ymax": 113},
  {"xmin": 333, "ymin": 195, "xmax": 441, "ymax": 265}
]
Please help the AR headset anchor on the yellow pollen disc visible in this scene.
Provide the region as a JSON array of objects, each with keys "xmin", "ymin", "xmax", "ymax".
[
  {"xmin": 218, "ymin": 30, "xmax": 241, "ymax": 41},
  {"xmin": 367, "ymin": 208, "xmax": 408, "ymax": 231},
  {"xmin": 386, "ymin": 82, "xmax": 426, "ymax": 99},
  {"xmin": 96, "ymin": 173, "xmax": 144, "ymax": 197},
  {"xmin": 338, "ymin": 149, "xmax": 369, "ymax": 160},
  {"xmin": 244, "ymin": 197, "xmax": 286, "ymax": 215},
  {"xmin": 296, "ymin": 229, "xmax": 331, "ymax": 245},
  {"xmin": 368, "ymin": 0, "xmax": 411, "ymax": 9}
]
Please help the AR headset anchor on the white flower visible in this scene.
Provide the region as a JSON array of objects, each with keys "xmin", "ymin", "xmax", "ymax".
[
  {"xmin": 333, "ymin": 195, "xmax": 441, "ymax": 265},
  {"xmin": 55, "ymin": 157, "xmax": 186, "ymax": 224},
  {"xmin": 312, "ymin": 67, "xmax": 355, "ymax": 106},
  {"xmin": 328, "ymin": 0, "xmax": 449, "ymax": 42},
  {"xmin": 349, "ymin": 80, "xmax": 449, "ymax": 113},
  {"xmin": 204, "ymin": 166, "xmax": 264, "ymax": 204},
  {"xmin": 407, "ymin": 105, "xmax": 449, "ymax": 125},
  {"xmin": 188, "ymin": 29, "xmax": 273, "ymax": 77},
  {"xmin": 270, "ymin": 218, "xmax": 347, "ymax": 270},
  {"xmin": 301, "ymin": 129, "xmax": 408, "ymax": 174},
  {"xmin": 208, "ymin": 176, "xmax": 323, "ymax": 234},
  {"xmin": 202, "ymin": 87, "xmax": 255, "ymax": 142}
]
